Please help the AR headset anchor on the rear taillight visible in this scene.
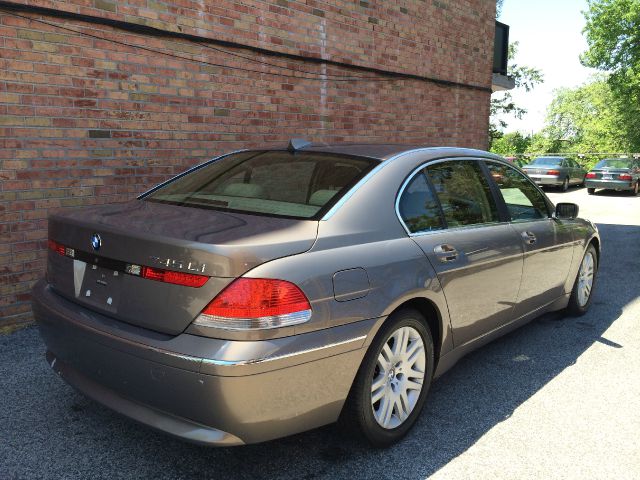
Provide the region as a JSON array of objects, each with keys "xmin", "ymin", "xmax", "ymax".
[
  {"xmin": 585, "ymin": 172, "xmax": 596, "ymax": 179},
  {"xmin": 193, "ymin": 278, "xmax": 312, "ymax": 330},
  {"xmin": 619, "ymin": 174, "xmax": 632, "ymax": 181},
  {"xmin": 48, "ymin": 239, "xmax": 74, "ymax": 258},
  {"xmin": 140, "ymin": 266, "xmax": 209, "ymax": 288},
  {"xmin": 547, "ymin": 169, "xmax": 560, "ymax": 176}
]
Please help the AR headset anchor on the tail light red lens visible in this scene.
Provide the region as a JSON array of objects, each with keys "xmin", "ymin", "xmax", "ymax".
[
  {"xmin": 194, "ymin": 278, "xmax": 312, "ymax": 330},
  {"xmin": 585, "ymin": 172, "xmax": 596, "ymax": 179},
  {"xmin": 619, "ymin": 174, "xmax": 632, "ymax": 181},
  {"xmin": 547, "ymin": 169, "xmax": 560, "ymax": 176},
  {"xmin": 48, "ymin": 239, "xmax": 66, "ymax": 256},
  {"xmin": 48, "ymin": 239, "xmax": 74, "ymax": 258},
  {"xmin": 141, "ymin": 266, "xmax": 209, "ymax": 288}
]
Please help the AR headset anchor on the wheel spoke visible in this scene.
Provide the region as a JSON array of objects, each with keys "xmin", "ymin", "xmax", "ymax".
[
  {"xmin": 407, "ymin": 367, "xmax": 425, "ymax": 381},
  {"xmin": 404, "ymin": 340, "xmax": 422, "ymax": 364},
  {"xmin": 405, "ymin": 379, "xmax": 423, "ymax": 391},
  {"xmin": 397, "ymin": 392, "xmax": 410, "ymax": 422},
  {"xmin": 393, "ymin": 328, "xmax": 409, "ymax": 356},
  {"xmin": 377, "ymin": 395, "xmax": 394, "ymax": 427},
  {"xmin": 371, "ymin": 385, "xmax": 386, "ymax": 405}
]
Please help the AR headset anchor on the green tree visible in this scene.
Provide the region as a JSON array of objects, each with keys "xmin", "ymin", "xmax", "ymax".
[
  {"xmin": 490, "ymin": 131, "xmax": 531, "ymax": 155},
  {"xmin": 533, "ymin": 78, "xmax": 631, "ymax": 166},
  {"xmin": 582, "ymin": 0, "xmax": 640, "ymax": 149},
  {"xmin": 490, "ymin": 42, "xmax": 544, "ymax": 146}
]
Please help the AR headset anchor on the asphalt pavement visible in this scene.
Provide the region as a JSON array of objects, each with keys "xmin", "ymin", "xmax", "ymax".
[{"xmin": 1, "ymin": 186, "xmax": 639, "ymax": 480}]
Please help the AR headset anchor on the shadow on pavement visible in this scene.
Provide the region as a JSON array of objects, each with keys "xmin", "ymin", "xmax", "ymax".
[
  {"xmin": 2, "ymin": 224, "xmax": 638, "ymax": 480},
  {"xmin": 590, "ymin": 189, "xmax": 638, "ymax": 197}
]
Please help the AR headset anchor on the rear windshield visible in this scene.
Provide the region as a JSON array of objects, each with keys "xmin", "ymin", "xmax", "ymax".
[
  {"xmin": 594, "ymin": 158, "xmax": 633, "ymax": 169},
  {"xmin": 529, "ymin": 157, "xmax": 563, "ymax": 166},
  {"xmin": 143, "ymin": 151, "xmax": 377, "ymax": 219}
]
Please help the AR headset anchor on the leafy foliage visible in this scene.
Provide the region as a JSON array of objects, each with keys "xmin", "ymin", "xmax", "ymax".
[
  {"xmin": 582, "ymin": 0, "xmax": 640, "ymax": 150},
  {"xmin": 490, "ymin": 132, "xmax": 531, "ymax": 155},
  {"xmin": 542, "ymin": 80, "xmax": 631, "ymax": 153}
]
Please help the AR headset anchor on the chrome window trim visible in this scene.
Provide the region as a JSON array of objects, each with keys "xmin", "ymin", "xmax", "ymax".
[
  {"xmin": 395, "ymin": 157, "xmax": 503, "ymax": 237},
  {"xmin": 407, "ymin": 220, "xmax": 511, "ymax": 237}
]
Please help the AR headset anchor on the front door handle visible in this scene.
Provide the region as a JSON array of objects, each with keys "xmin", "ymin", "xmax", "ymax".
[
  {"xmin": 521, "ymin": 231, "xmax": 537, "ymax": 245},
  {"xmin": 434, "ymin": 244, "xmax": 458, "ymax": 262}
]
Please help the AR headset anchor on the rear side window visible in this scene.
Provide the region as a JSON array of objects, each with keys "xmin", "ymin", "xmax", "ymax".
[
  {"xmin": 144, "ymin": 151, "xmax": 376, "ymax": 219},
  {"xmin": 398, "ymin": 172, "xmax": 444, "ymax": 233},
  {"xmin": 425, "ymin": 161, "xmax": 499, "ymax": 227}
]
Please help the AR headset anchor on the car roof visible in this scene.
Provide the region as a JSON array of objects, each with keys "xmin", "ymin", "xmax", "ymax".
[{"xmin": 264, "ymin": 142, "xmax": 502, "ymax": 162}]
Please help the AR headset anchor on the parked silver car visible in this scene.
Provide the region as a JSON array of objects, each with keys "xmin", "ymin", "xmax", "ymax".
[
  {"xmin": 33, "ymin": 143, "xmax": 600, "ymax": 447},
  {"xmin": 522, "ymin": 156, "xmax": 587, "ymax": 191},
  {"xmin": 585, "ymin": 157, "xmax": 640, "ymax": 195}
]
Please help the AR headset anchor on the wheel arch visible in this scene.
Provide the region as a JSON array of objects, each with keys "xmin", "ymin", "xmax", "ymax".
[
  {"xmin": 588, "ymin": 235, "xmax": 601, "ymax": 263},
  {"xmin": 384, "ymin": 297, "xmax": 444, "ymax": 370}
]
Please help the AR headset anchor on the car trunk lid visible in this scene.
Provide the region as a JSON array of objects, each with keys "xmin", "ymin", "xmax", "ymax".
[
  {"xmin": 47, "ymin": 200, "xmax": 318, "ymax": 335},
  {"xmin": 589, "ymin": 167, "xmax": 631, "ymax": 180}
]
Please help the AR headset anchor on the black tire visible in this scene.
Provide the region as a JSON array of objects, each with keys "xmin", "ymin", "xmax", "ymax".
[
  {"xmin": 566, "ymin": 244, "xmax": 598, "ymax": 316},
  {"xmin": 587, "ymin": 187, "xmax": 595, "ymax": 195},
  {"xmin": 340, "ymin": 308, "xmax": 434, "ymax": 447},
  {"xmin": 560, "ymin": 177, "xmax": 569, "ymax": 192}
]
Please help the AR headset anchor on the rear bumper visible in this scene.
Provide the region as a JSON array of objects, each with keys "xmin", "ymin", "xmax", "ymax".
[
  {"xmin": 526, "ymin": 174, "xmax": 563, "ymax": 186},
  {"xmin": 584, "ymin": 179, "xmax": 633, "ymax": 190},
  {"xmin": 32, "ymin": 280, "xmax": 375, "ymax": 445}
]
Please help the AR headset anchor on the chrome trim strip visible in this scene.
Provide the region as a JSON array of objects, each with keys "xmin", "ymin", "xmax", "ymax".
[{"xmin": 202, "ymin": 335, "xmax": 367, "ymax": 367}]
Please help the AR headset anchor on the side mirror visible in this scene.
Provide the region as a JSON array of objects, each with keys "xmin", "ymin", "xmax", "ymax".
[{"xmin": 555, "ymin": 202, "xmax": 579, "ymax": 220}]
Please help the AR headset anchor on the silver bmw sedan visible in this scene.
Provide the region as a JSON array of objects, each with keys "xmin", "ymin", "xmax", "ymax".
[{"xmin": 33, "ymin": 142, "xmax": 600, "ymax": 447}]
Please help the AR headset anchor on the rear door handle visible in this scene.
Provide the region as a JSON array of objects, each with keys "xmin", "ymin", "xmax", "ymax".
[
  {"xmin": 434, "ymin": 244, "xmax": 458, "ymax": 262},
  {"xmin": 521, "ymin": 231, "xmax": 537, "ymax": 245}
]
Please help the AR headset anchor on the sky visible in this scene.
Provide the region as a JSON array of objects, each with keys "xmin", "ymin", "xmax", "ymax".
[{"xmin": 498, "ymin": 0, "xmax": 599, "ymax": 134}]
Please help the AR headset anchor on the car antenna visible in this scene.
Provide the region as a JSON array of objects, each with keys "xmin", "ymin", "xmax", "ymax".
[{"xmin": 288, "ymin": 138, "xmax": 312, "ymax": 152}]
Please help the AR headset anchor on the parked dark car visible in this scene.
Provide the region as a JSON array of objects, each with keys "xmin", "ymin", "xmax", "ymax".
[
  {"xmin": 585, "ymin": 157, "xmax": 640, "ymax": 195},
  {"xmin": 33, "ymin": 143, "xmax": 600, "ymax": 447},
  {"xmin": 522, "ymin": 156, "xmax": 587, "ymax": 191}
]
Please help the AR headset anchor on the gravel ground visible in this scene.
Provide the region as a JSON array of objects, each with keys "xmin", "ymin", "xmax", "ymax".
[{"xmin": 2, "ymin": 186, "xmax": 639, "ymax": 480}]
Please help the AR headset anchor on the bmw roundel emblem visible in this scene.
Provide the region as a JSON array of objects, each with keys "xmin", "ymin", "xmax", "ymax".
[{"xmin": 91, "ymin": 233, "xmax": 102, "ymax": 251}]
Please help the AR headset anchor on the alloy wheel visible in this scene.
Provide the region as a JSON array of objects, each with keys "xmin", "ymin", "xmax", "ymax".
[
  {"xmin": 371, "ymin": 326, "xmax": 426, "ymax": 429},
  {"xmin": 577, "ymin": 251, "xmax": 595, "ymax": 307}
]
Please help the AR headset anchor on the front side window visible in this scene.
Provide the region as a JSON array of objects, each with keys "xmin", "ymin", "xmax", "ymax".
[
  {"xmin": 486, "ymin": 162, "xmax": 550, "ymax": 221},
  {"xmin": 144, "ymin": 151, "xmax": 376, "ymax": 219},
  {"xmin": 425, "ymin": 161, "xmax": 499, "ymax": 227},
  {"xmin": 398, "ymin": 172, "xmax": 444, "ymax": 233}
]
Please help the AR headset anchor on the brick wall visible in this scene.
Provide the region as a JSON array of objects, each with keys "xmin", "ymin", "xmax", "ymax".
[{"xmin": 0, "ymin": 1, "xmax": 495, "ymax": 325}]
